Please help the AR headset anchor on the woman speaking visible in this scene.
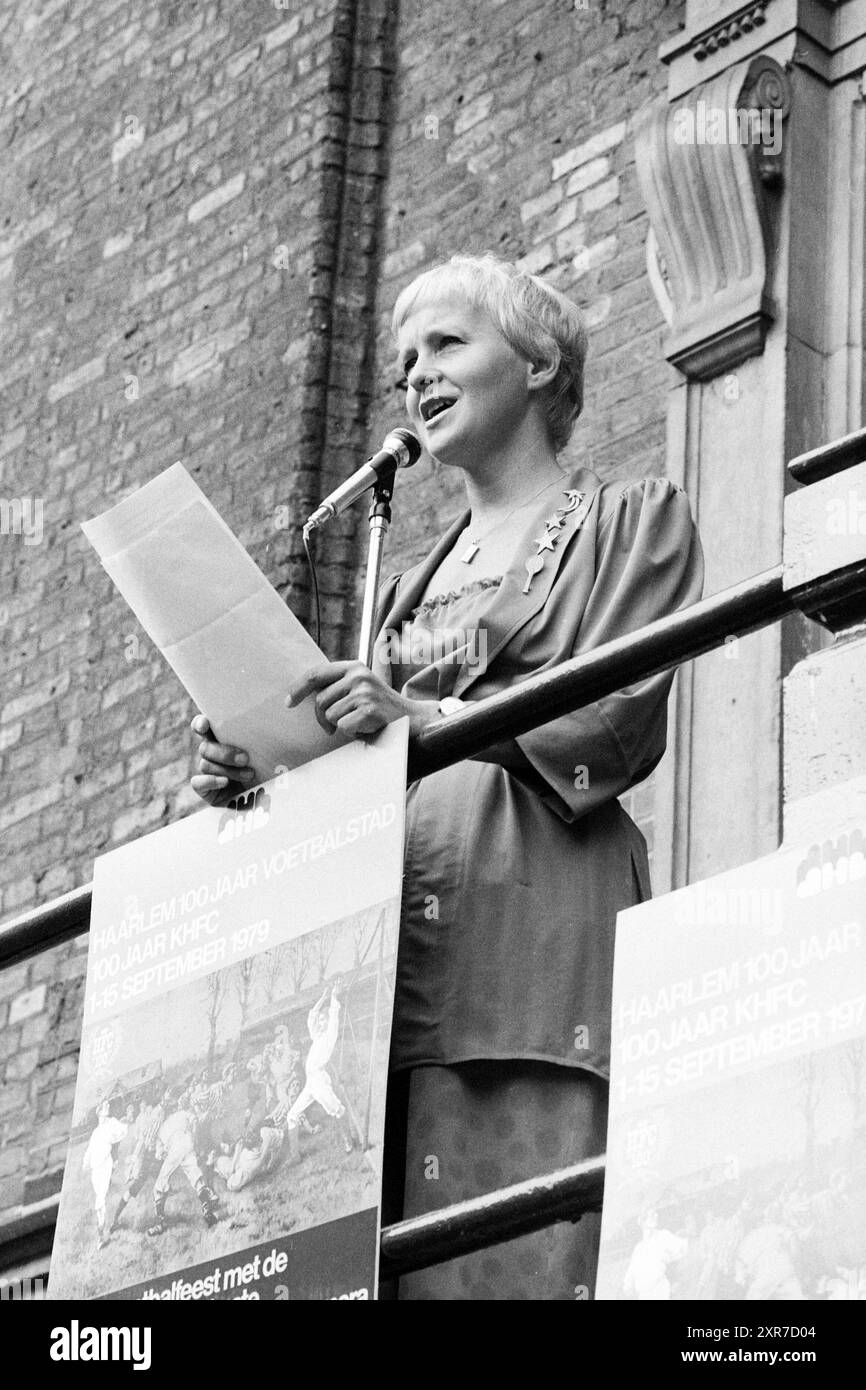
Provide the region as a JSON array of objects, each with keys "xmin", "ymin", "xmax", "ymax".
[{"xmin": 189, "ymin": 253, "xmax": 704, "ymax": 1300}]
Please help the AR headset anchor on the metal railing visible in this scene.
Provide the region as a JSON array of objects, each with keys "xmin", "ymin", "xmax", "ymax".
[
  {"xmin": 1, "ymin": 427, "xmax": 865, "ymax": 1282},
  {"xmin": 0, "ymin": 1157, "xmax": 606, "ymax": 1281},
  {"xmin": 4, "ymin": 560, "xmax": 863, "ymax": 973}
]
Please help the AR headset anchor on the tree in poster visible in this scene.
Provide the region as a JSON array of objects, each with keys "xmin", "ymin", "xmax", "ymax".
[
  {"xmin": 204, "ymin": 969, "xmax": 228, "ymax": 1073},
  {"xmin": 348, "ymin": 911, "xmax": 375, "ymax": 970},
  {"xmin": 797, "ymin": 1050, "xmax": 821, "ymax": 1175},
  {"xmin": 260, "ymin": 942, "xmax": 286, "ymax": 1006},
  {"xmin": 311, "ymin": 923, "xmax": 340, "ymax": 983},
  {"xmin": 843, "ymin": 1038, "xmax": 866, "ymax": 1128},
  {"xmin": 234, "ymin": 955, "xmax": 256, "ymax": 1028},
  {"xmin": 284, "ymin": 935, "xmax": 314, "ymax": 995}
]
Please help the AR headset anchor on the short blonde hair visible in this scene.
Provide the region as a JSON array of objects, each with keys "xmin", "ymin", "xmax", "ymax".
[{"xmin": 391, "ymin": 253, "xmax": 589, "ymax": 452}]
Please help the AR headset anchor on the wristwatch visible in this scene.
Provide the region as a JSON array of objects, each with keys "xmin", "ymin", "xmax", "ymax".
[{"xmin": 437, "ymin": 697, "xmax": 466, "ymax": 717}]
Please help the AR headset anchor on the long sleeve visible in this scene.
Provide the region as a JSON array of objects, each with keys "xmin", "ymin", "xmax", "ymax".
[{"xmin": 475, "ymin": 478, "xmax": 704, "ymax": 822}]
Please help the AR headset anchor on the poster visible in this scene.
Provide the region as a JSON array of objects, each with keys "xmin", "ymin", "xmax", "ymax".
[
  {"xmin": 597, "ymin": 792, "xmax": 866, "ymax": 1301},
  {"xmin": 49, "ymin": 721, "xmax": 408, "ymax": 1301}
]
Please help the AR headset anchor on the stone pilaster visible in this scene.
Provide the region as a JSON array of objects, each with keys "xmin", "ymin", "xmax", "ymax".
[{"xmin": 635, "ymin": 0, "xmax": 866, "ymax": 891}]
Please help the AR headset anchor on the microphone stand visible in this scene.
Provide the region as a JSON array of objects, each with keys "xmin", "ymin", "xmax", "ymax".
[{"xmin": 357, "ymin": 465, "xmax": 398, "ymax": 667}]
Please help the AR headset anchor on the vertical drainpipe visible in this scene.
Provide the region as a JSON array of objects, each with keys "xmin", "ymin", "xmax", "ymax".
[
  {"xmin": 289, "ymin": 0, "xmax": 361, "ymax": 635},
  {"xmin": 289, "ymin": 0, "xmax": 398, "ymax": 651}
]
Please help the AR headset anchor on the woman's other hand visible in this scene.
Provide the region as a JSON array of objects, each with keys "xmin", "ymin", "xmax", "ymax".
[
  {"xmin": 287, "ymin": 662, "xmax": 439, "ymax": 740},
  {"xmin": 189, "ymin": 714, "xmax": 258, "ymax": 806}
]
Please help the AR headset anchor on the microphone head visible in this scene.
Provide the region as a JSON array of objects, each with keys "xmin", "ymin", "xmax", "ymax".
[{"xmin": 383, "ymin": 427, "xmax": 422, "ymax": 468}]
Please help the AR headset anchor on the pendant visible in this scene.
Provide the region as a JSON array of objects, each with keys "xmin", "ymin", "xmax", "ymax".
[{"xmin": 460, "ymin": 541, "xmax": 480, "ymax": 564}]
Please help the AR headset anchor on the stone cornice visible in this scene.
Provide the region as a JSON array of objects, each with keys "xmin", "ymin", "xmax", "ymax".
[
  {"xmin": 658, "ymin": 0, "xmax": 866, "ymax": 98},
  {"xmin": 691, "ymin": 3, "xmax": 769, "ymax": 65}
]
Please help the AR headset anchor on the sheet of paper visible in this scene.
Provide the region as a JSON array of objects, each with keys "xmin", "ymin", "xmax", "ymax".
[{"xmin": 82, "ymin": 463, "xmax": 344, "ymax": 780}]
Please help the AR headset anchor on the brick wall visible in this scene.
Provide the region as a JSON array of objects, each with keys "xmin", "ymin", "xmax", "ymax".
[
  {"xmin": 0, "ymin": 0, "xmax": 398, "ymax": 1225},
  {"xmin": 366, "ymin": 0, "xmax": 683, "ymax": 572},
  {"xmin": 0, "ymin": 0, "xmax": 685, "ymax": 1234}
]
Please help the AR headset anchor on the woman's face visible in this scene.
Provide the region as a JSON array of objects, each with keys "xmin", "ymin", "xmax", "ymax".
[{"xmin": 397, "ymin": 295, "xmax": 535, "ymax": 465}]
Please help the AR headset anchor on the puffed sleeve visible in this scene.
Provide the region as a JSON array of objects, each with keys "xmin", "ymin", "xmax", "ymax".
[{"xmin": 476, "ymin": 479, "xmax": 704, "ymax": 822}]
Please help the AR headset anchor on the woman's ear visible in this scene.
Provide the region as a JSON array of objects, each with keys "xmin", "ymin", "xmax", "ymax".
[{"xmin": 526, "ymin": 347, "xmax": 560, "ymax": 393}]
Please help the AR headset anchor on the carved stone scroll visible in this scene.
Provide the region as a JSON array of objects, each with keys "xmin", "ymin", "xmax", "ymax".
[{"xmin": 635, "ymin": 55, "xmax": 791, "ymax": 380}]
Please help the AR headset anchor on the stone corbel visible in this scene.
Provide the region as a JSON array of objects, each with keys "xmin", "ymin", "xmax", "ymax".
[{"xmin": 634, "ymin": 55, "xmax": 791, "ymax": 381}]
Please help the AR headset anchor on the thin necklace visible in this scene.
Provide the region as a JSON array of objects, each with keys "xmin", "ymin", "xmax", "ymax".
[{"xmin": 459, "ymin": 476, "xmax": 563, "ymax": 564}]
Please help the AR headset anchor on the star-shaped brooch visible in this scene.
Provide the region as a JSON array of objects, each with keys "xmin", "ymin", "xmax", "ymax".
[{"xmin": 522, "ymin": 490, "xmax": 587, "ymax": 594}]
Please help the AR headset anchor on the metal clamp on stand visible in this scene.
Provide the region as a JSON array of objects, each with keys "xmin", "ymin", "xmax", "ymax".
[
  {"xmin": 301, "ymin": 427, "xmax": 420, "ymax": 666},
  {"xmin": 357, "ymin": 466, "xmax": 398, "ymax": 667}
]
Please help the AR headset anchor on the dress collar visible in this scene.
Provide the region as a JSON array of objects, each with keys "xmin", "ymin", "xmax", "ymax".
[{"xmin": 375, "ymin": 464, "xmax": 603, "ymax": 695}]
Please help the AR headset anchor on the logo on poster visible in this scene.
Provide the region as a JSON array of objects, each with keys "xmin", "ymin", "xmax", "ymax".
[
  {"xmin": 86, "ymin": 1019, "xmax": 122, "ymax": 1078},
  {"xmin": 218, "ymin": 789, "xmax": 271, "ymax": 843}
]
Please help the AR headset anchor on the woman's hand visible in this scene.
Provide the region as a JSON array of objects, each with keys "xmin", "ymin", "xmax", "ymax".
[
  {"xmin": 287, "ymin": 662, "xmax": 439, "ymax": 739},
  {"xmin": 189, "ymin": 714, "xmax": 259, "ymax": 806}
]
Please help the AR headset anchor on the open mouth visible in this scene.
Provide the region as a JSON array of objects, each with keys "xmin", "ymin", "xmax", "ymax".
[{"xmin": 420, "ymin": 396, "xmax": 456, "ymax": 424}]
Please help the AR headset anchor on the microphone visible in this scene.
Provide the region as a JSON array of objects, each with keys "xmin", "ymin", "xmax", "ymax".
[{"xmin": 303, "ymin": 428, "xmax": 421, "ymax": 534}]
